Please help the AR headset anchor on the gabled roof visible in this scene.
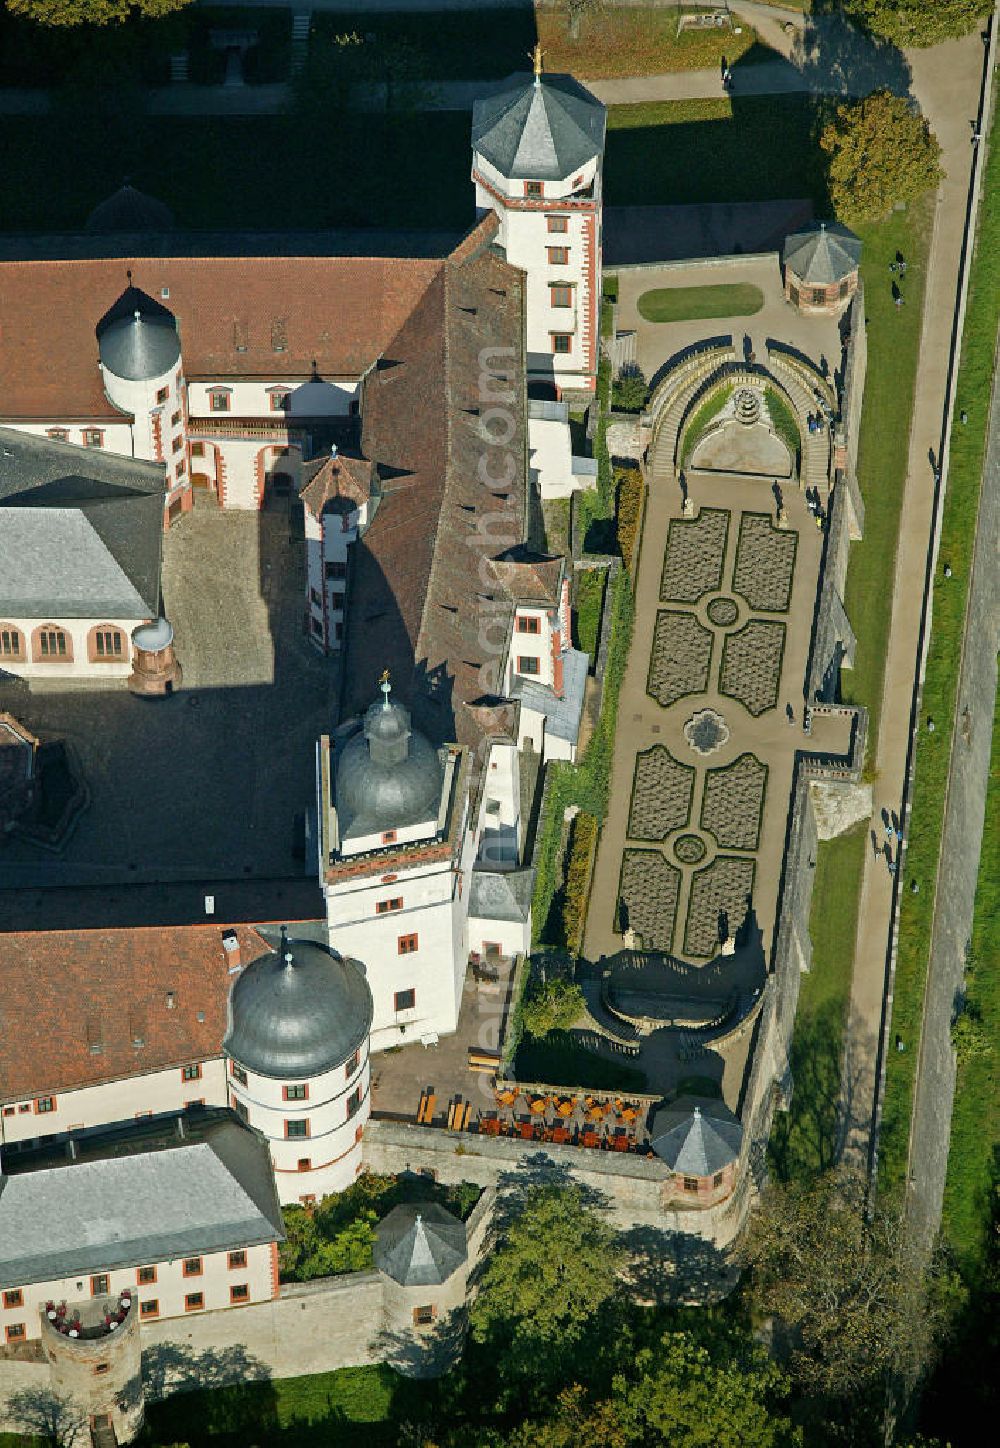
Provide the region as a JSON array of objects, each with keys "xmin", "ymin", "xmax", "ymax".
[
  {"xmin": 0, "ymin": 427, "xmax": 165, "ymax": 617},
  {"xmin": 0, "ymin": 1112, "xmax": 284, "ymax": 1289},
  {"xmin": 468, "ymin": 869, "xmax": 533, "ymax": 924},
  {"xmin": 0, "ymin": 252, "xmax": 442, "ymax": 421},
  {"xmin": 472, "ymin": 73, "xmax": 606, "ymax": 181},
  {"xmin": 650, "ymin": 1098, "xmax": 743, "ymax": 1175},
  {"xmin": 0, "ymin": 922, "xmax": 275, "ymax": 1101},
  {"xmin": 782, "ymin": 221, "xmax": 861, "ymax": 285},
  {"xmin": 374, "ymin": 1202, "xmax": 467, "ymax": 1286},
  {"xmin": 488, "ymin": 548, "xmax": 564, "ymax": 605}
]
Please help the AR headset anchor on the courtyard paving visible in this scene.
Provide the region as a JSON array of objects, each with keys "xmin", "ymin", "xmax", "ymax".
[{"xmin": 0, "ymin": 502, "xmax": 335, "ymax": 888}]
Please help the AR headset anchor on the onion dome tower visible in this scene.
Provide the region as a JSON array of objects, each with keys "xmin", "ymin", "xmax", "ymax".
[
  {"xmin": 223, "ymin": 931, "xmax": 374, "ymax": 1204},
  {"xmin": 334, "ymin": 674, "xmax": 444, "ymax": 848},
  {"xmin": 471, "ymin": 44, "xmax": 606, "ymax": 397},
  {"xmin": 97, "ymin": 290, "xmax": 190, "ymax": 523},
  {"xmin": 375, "ymin": 1203, "xmax": 470, "ymax": 1378}
]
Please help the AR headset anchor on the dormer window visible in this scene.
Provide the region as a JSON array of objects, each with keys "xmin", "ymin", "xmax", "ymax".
[
  {"xmin": 269, "ymin": 390, "xmax": 291, "ymax": 412},
  {"xmin": 524, "ymin": 181, "xmax": 543, "ymax": 199},
  {"xmin": 209, "ymin": 389, "xmax": 231, "ymax": 413}
]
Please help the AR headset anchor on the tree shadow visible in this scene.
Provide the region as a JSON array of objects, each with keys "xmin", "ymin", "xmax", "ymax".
[
  {"xmin": 3, "ymin": 1388, "xmax": 89, "ymax": 1448},
  {"xmin": 788, "ymin": 1, "xmax": 913, "ymax": 100},
  {"xmin": 768, "ymin": 1003, "xmax": 872, "ymax": 1182},
  {"xmin": 142, "ymin": 1341, "xmax": 278, "ymax": 1439},
  {"xmin": 368, "ymin": 1306, "xmax": 468, "ymax": 1381},
  {"xmin": 621, "ymin": 1223, "xmax": 739, "ymax": 1307}
]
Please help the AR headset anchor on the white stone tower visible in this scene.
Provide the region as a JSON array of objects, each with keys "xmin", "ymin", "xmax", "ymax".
[
  {"xmin": 223, "ymin": 932, "xmax": 374, "ymax": 1205},
  {"xmin": 472, "ymin": 45, "xmax": 607, "ymax": 398},
  {"xmin": 316, "ymin": 676, "xmax": 473, "ymax": 1053},
  {"xmin": 98, "ymin": 295, "xmax": 191, "ymax": 521}
]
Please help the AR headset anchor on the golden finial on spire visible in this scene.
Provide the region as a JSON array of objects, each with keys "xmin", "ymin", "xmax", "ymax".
[
  {"xmin": 379, "ymin": 668, "xmax": 392, "ymax": 708},
  {"xmin": 531, "ymin": 42, "xmax": 544, "ymax": 80}
]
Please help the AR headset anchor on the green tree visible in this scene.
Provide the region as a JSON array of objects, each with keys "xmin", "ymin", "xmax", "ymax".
[
  {"xmin": 612, "ymin": 366, "xmax": 648, "ymax": 414},
  {"xmin": 820, "ymin": 90, "xmax": 942, "ymax": 222},
  {"xmin": 521, "ymin": 975, "xmax": 587, "ymax": 1037},
  {"xmin": 841, "ymin": 0, "xmax": 989, "ymax": 47},
  {"xmin": 8, "ymin": 0, "xmax": 193, "ymax": 25},
  {"xmin": 470, "ymin": 1183, "xmax": 622, "ymax": 1388}
]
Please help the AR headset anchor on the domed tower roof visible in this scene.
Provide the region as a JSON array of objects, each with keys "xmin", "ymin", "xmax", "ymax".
[
  {"xmin": 85, "ymin": 184, "xmax": 175, "ymax": 234},
  {"xmin": 650, "ymin": 1099, "xmax": 743, "ymax": 1175},
  {"xmin": 223, "ymin": 933, "xmax": 373, "ymax": 1080},
  {"xmin": 98, "ymin": 306, "xmax": 181, "ymax": 383},
  {"xmin": 335, "ymin": 676, "xmax": 444, "ymax": 842},
  {"xmin": 472, "ymin": 56, "xmax": 605, "ymax": 182},
  {"xmin": 375, "ymin": 1202, "xmax": 468, "ymax": 1286}
]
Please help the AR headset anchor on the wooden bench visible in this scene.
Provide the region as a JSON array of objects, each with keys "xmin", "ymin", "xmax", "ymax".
[
  {"xmin": 417, "ymin": 1092, "xmax": 437, "ymax": 1124},
  {"xmin": 467, "ymin": 1048, "xmax": 501, "ymax": 1073}
]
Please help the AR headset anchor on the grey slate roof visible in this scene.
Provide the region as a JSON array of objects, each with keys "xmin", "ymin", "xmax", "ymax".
[
  {"xmin": 374, "ymin": 1203, "xmax": 467, "ymax": 1287},
  {"xmin": 224, "ymin": 935, "xmax": 374, "ymax": 1080},
  {"xmin": 782, "ymin": 221, "xmax": 861, "ymax": 285},
  {"xmin": 98, "ymin": 308, "xmax": 181, "ymax": 382},
  {"xmin": 468, "ymin": 869, "xmax": 533, "ymax": 923},
  {"xmin": 85, "ymin": 184, "xmax": 176, "ymax": 235},
  {"xmin": 473, "ymin": 73, "xmax": 606, "ymax": 181},
  {"xmin": 509, "ymin": 646, "xmax": 588, "ymax": 743},
  {"xmin": 0, "ymin": 427, "xmax": 165, "ymax": 618},
  {"xmin": 335, "ymin": 693, "xmax": 444, "ymax": 841},
  {"xmin": 0, "ymin": 1114, "xmax": 284, "ymax": 1290},
  {"xmin": 650, "ymin": 1099, "xmax": 743, "ymax": 1175}
]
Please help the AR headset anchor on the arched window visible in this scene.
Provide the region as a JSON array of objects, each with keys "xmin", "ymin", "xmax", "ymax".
[
  {"xmin": 0, "ymin": 624, "xmax": 25, "ymax": 660},
  {"xmin": 88, "ymin": 625, "xmax": 126, "ymax": 663},
  {"xmin": 32, "ymin": 625, "xmax": 72, "ymax": 662}
]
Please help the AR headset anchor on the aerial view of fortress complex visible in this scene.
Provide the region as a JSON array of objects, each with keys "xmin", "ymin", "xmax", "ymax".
[{"xmin": 0, "ymin": 6, "xmax": 994, "ymax": 1443}]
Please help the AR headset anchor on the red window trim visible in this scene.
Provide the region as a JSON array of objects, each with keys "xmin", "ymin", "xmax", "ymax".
[
  {"xmin": 550, "ymin": 334, "xmax": 572, "ymax": 354},
  {"xmin": 394, "ymin": 988, "xmax": 416, "ymax": 1011},
  {"xmin": 524, "ymin": 180, "xmax": 543, "ymax": 198},
  {"xmin": 517, "ymin": 656, "xmax": 540, "ymax": 675},
  {"xmin": 140, "ymin": 1299, "xmax": 159, "ymax": 1318},
  {"xmin": 549, "ymin": 284, "xmax": 573, "ymax": 308},
  {"xmin": 381, "ymin": 829, "xmax": 397, "ymax": 845},
  {"xmin": 297, "ymin": 1157, "xmax": 312, "ymax": 1171},
  {"xmin": 229, "ymin": 1284, "xmax": 250, "ymax": 1304},
  {"xmin": 284, "ymin": 1118, "xmax": 311, "ymax": 1138},
  {"xmin": 516, "ymin": 615, "xmax": 541, "ymax": 634},
  {"xmin": 282, "ymin": 1083, "xmax": 309, "ymax": 1102},
  {"xmin": 397, "ymin": 934, "xmax": 418, "ymax": 956},
  {"xmin": 547, "ymin": 215, "xmax": 569, "ymax": 233},
  {"xmin": 5, "ymin": 1324, "xmax": 26, "ymax": 1342},
  {"xmin": 90, "ymin": 1275, "xmax": 109, "ymax": 1297},
  {"xmin": 184, "ymin": 1292, "xmax": 204, "ymax": 1312},
  {"xmin": 3, "ymin": 1290, "xmax": 23, "ymax": 1309},
  {"xmin": 136, "ymin": 1266, "xmax": 157, "ymax": 1286},
  {"xmin": 376, "ymin": 897, "xmax": 403, "ymax": 914},
  {"xmin": 345, "ymin": 1049, "xmax": 361, "ymax": 1079},
  {"xmin": 181, "ymin": 1063, "xmax": 202, "ymax": 1082},
  {"xmin": 34, "ymin": 1095, "xmax": 56, "ymax": 1114},
  {"xmin": 182, "ymin": 1257, "xmax": 203, "ymax": 1278},
  {"xmin": 546, "ymin": 246, "xmax": 569, "ymax": 265},
  {"xmin": 227, "ymin": 1250, "xmax": 247, "ymax": 1270}
]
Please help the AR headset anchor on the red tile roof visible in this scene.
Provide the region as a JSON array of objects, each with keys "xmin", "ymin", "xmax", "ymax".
[
  {"xmin": 0, "ymin": 922, "xmax": 277, "ymax": 1100},
  {"xmin": 0, "ymin": 256, "xmax": 440, "ymax": 422},
  {"xmin": 300, "ymin": 451, "xmax": 374, "ymax": 520}
]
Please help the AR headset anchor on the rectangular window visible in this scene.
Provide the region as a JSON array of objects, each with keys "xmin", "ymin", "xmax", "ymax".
[
  {"xmin": 18, "ymin": 1104, "xmax": 30, "ymax": 1113},
  {"xmin": 524, "ymin": 181, "xmax": 543, "ymax": 198},
  {"xmin": 3, "ymin": 1290, "xmax": 23, "ymax": 1309},
  {"xmin": 547, "ymin": 215, "xmax": 568, "ymax": 233},
  {"xmin": 325, "ymin": 560, "xmax": 347, "ymax": 580},
  {"xmin": 191, "ymin": 441, "xmax": 205, "ymax": 458},
  {"xmin": 516, "ymin": 615, "xmax": 540, "ymax": 634},
  {"xmin": 182, "ymin": 1258, "xmax": 203, "ymax": 1278},
  {"xmin": 517, "ymin": 656, "xmax": 540, "ymax": 675},
  {"xmin": 285, "ymin": 1119, "xmax": 310, "ymax": 1139},
  {"xmin": 228, "ymin": 1251, "xmax": 247, "ymax": 1270},
  {"xmin": 0, "ymin": 630, "xmax": 22, "ymax": 658},
  {"xmin": 270, "ymin": 392, "xmax": 291, "ymax": 412},
  {"xmin": 683, "ymin": 1176, "xmax": 699, "ymax": 1193},
  {"xmin": 231, "ymin": 1063, "xmax": 248, "ymax": 1086},
  {"xmin": 230, "ymin": 1284, "xmax": 250, "ymax": 1303},
  {"xmin": 232, "ymin": 1098, "xmax": 249, "ymax": 1123},
  {"xmin": 181, "ymin": 1064, "xmax": 202, "ymax": 1082},
  {"xmin": 713, "ymin": 1170, "xmax": 724, "ymax": 1188},
  {"xmin": 172, "ymin": 434, "xmax": 183, "ymax": 454},
  {"xmin": 38, "ymin": 632, "xmax": 67, "ymax": 659},
  {"xmin": 282, "ymin": 1084, "xmax": 308, "ymax": 1101},
  {"xmin": 5, "ymin": 1324, "xmax": 25, "ymax": 1342},
  {"xmin": 210, "ymin": 391, "xmax": 231, "ymax": 413},
  {"xmin": 839, "ymin": 276, "xmax": 850, "ymax": 298},
  {"xmin": 184, "ymin": 1292, "xmax": 204, "ymax": 1312},
  {"xmin": 310, "ymin": 617, "xmax": 323, "ymax": 638},
  {"xmin": 47, "ymin": 428, "xmax": 69, "ymax": 442},
  {"xmin": 137, "ymin": 1267, "xmax": 156, "ymax": 1285},
  {"xmin": 171, "ymin": 410, "xmax": 181, "ymax": 427},
  {"xmin": 183, "ymin": 1099, "xmax": 204, "ymax": 1111},
  {"xmin": 394, "ymin": 988, "xmax": 416, "ymax": 1011},
  {"xmin": 91, "ymin": 1275, "xmax": 109, "ymax": 1296},
  {"xmin": 95, "ymin": 630, "xmax": 123, "ymax": 658},
  {"xmin": 346, "ymin": 1086, "xmax": 362, "ymax": 1119},
  {"xmin": 140, "ymin": 1299, "xmax": 159, "ymax": 1318},
  {"xmin": 413, "ymin": 1305, "xmax": 436, "ymax": 1326},
  {"xmin": 547, "ymin": 246, "xmax": 569, "ymax": 265},
  {"xmin": 94, "ymin": 1362, "xmax": 110, "ymax": 1376},
  {"xmin": 381, "ymin": 829, "xmax": 397, "ymax": 845},
  {"xmin": 397, "ymin": 935, "xmax": 418, "ymax": 957},
  {"xmin": 297, "ymin": 1157, "xmax": 312, "ymax": 1171},
  {"xmin": 310, "ymin": 588, "xmax": 321, "ymax": 606},
  {"xmin": 550, "ymin": 284, "xmax": 573, "ymax": 308},
  {"xmin": 175, "ymin": 459, "xmax": 186, "ymax": 478},
  {"xmin": 35, "ymin": 1095, "xmax": 56, "ymax": 1113},
  {"xmin": 156, "ymin": 387, "xmax": 169, "ymax": 404},
  {"xmin": 811, "ymin": 288, "xmax": 826, "ymax": 306},
  {"xmin": 376, "ymin": 897, "xmax": 403, "ymax": 914},
  {"xmin": 345, "ymin": 1049, "xmax": 360, "ymax": 1079},
  {"xmin": 551, "ymin": 334, "xmax": 572, "ymax": 355},
  {"xmin": 83, "ymin": 429, "xmax": 104, "ymax": 448}
]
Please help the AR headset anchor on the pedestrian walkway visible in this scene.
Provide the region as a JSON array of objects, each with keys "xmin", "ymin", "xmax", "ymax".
[{"xmin": 837, "ymin": 28, "xmax": 989, "ymax": 1175}]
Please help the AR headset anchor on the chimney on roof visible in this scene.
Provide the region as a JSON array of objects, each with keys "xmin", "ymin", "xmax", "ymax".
[{"xmin": 165, "ymin": 990, "xmax": 176, "ymax": 1010}]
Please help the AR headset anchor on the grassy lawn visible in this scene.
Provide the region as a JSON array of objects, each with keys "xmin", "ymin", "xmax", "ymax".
[
  {"xmin": 940, "ymin": 690, "xmax": 1000, "ymax": 1269},
  {"xmin": 537, "ymin": 7, "xmax": 765, "ymax": 78},
  {"xmin": 878, "ymin": 118, "xmax": 1000, "ymax": 1200},
  {"xmin": 768, "ymin": 825, "xmax": 867, "ymax": 1182},
  {"xmin": 574, "ymin": 568, "xmax": 606, "ymax": 656},
  {"xmin": 679, "ymin": 382, "xmax": 733, "ymax": 466},
  {"xmin": 637, "ymin": 282, "xmax": 764, "ymax": 323},
  {"xmin": 838, "ymin": 201, "xmax": 933, "ymax": 752},
  {"xmin": 606, "ymin": 96, "xmax": 829, "ymax": 209},
  {"xmin": 311, "ymin": 7, "xmax": 533, "ymax": 80}
]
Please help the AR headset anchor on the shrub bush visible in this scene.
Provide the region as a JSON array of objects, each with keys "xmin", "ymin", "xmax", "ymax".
[
  {"xmin": 616, "ymin": 467, "xmax": 644, "ymax": 572},
  {"xmin": 612, "ymin": 364, "xmax": 648, "ymax": 413},
  {"xmin": 521, "ymin": 976, "xmax": 588, "ymax": 1038},
  {"xmin": 561, "ymin": 811, "xmax": 598, "ymax": 956}
]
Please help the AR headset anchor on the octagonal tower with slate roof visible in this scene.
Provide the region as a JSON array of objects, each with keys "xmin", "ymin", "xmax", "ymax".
[
  {"xmin": 472, "ymin": 45, "xmax": 606, "ymax": 398},
  {"xmin": 374, "ymin": 1202, "xmax": 469, "ymax": 1378},
  {"xmin": 650, "ymin": 1097, "xmax": 743, "ymax": 1207},
  {"xmin": 782, "ymin": 220, "xmax": 862, "ymax": 316}
]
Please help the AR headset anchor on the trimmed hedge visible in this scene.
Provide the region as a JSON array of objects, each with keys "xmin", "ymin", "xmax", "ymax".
[
  {"xmin": 562, "ymin": 811, "xmax": 598, "ymax": 956},
  {"xmin": 616, "ymin": 466, "xmax": 644, "ymax": 574}
]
